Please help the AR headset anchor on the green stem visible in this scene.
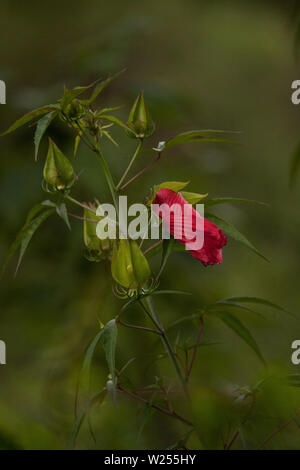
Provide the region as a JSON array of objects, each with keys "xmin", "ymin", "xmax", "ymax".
[
  {"xmin": 65, "ymin": 195, "xmax": 96, "ymax": 213},
  {"xmin": 139, "ymin": 297, "xmax": 190, "ymax": 401},
  {"xmin": 74, "ymin": 120, "xmax": 119, "ymax": 212},
  {"xmin": 116, "ymin": 139, "xmax": 143, "ymax": 190},
  {"xmin": 94, "ymin": 148, "xmax": 119, "ymax": 213}
]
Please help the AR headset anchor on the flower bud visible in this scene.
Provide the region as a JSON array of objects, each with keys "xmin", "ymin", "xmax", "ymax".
[
  {"xmin": 127, "ymin": 91, "xmax": 155, "ymax": 139},
  {"xmin": 83, "ymin": 206, "xmax": 112, "ymax": 259},
  {"xmin": 43, "ymin": 138, "xmax": 74, "ymax": 190},
  {"xmin": 64, "ymin": 100, "xmax": 84, "ymax": 120},
  {"xmin": 111, "ymin": 239, "xmax": 151, "ymax": 289}
]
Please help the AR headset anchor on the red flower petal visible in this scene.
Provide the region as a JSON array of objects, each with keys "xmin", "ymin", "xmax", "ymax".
[{"xmin": 152, "ymin": 188, "xmax": 227, "ymax": 266}]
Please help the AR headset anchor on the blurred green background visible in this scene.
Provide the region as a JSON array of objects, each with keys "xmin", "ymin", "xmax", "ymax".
[{"xmin": 0, "ymin": 0, "xmax": 300, "ymax": 450}]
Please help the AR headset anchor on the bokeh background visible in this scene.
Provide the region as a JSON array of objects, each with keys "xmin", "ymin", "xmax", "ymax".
[{"xmin": 0, "ymin": 0, "xmax": 300, "ymax": 450}]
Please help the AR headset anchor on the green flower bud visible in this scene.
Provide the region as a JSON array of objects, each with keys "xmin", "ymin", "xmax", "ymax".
[
  {"xmin": 83, "ymin": 206, "xmax": 112, "ymax": 258},
  {"xmin": 127, "ymin": 91, "xmax": 155, "ymax": 139},
  {"xmin": 65, "ymin": 100, "xmax": 84, "ymax": 120},
  {"xmin": 43, "ymin": 138, "xmax": 74, "ymax": 190},
  {"xmin": 111, "ymin": 239, "xmax": 151, "ymax": 289}
]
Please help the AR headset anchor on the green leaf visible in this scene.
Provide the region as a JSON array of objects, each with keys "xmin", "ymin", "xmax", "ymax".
[
  {"xmin": 71, "ymin": 389, "xmax": 106, "ymax": 448},
  {"xmin": 204, "ymin": 197, "xmax": 268, "ymax": 207},
  {"xmin": 119, "ymin": 357, "xmax": 136, "ymax": 376},
  {"xmin": 211, "ymin": 310, "xmax": 265, "ymax": 363},
  {"xmin": 137, "ymin": 399, "xmax": 155, "ymax": 441},
  {"xmin": 290, "ymin": 142, "xmax": 300, "ymax": 187},
  {"xmin": 102, "ymin": 130, "xmax": 119, "ymax": 147},
  {"xmin": 101, "ymin": 320, "xmax": 118, "ymax": 402},
  {"xmin": 100, "ymin": 114, "xmax": 134, "ymax": 134},
  {"xmin": 1, "ymin": 206, "xmax": 55, "ymax": 278},
  {"xmin": 74, "ymin": 135, "xmax": 81, "ymax": 157},
  {"xmin": 1, "ymin": 105, "xmax": 60, "ymax": 136},
  {"xmin": 151, "ymin": 290, "xmax": 192, "ymax": 297},
  {"xmin": 156, "ymin": 129, "xmax": 241, "ymax": 151},
  {"xmin": 34, "ymin": 111, "xmax": 57, "ymax": 161},
  {"xmin": 180, "ymin": 191, "xmax": 208, "ymax": 205},
  {"xmin": 15, "ymin": 209, "xmax": 55, "ymax": 275},
  {"xmin": 75, "ymin": 330, "xmax": 104, "ymax": 416},
  {"xmin": 25, "ymin": 200, "xmax": 55, "ymax": 224},
  {"xmin": 87, "ymin": 69, "xmax": 125, "ymax": 105},
  {"xmin": 56, "ymin": 202, "xmax": 71, "ymax": 230},
  {"xmin": 97, "ymin": 105, "xmax": 123, "ymax": 115},
  {"xmin": 209, "ymin": 299, "xmax": 264, "ymax": 318},
  {"xmin": 221, "ymin": 296, "xmax": 292, "ymax": 316},
  {"xmin": 206, "ymin": 212, "xmax": 268, "ymax": 262}
]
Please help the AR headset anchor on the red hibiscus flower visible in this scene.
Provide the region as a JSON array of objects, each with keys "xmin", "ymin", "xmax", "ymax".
[{"xmin": 152, "ymin": 188, "xmax": 227, "ymax": 266}]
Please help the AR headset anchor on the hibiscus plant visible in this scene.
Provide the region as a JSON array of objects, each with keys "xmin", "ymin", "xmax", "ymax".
[{"xmin": 0, "ymin": 71, "xmax": 289, "ymax": 449}]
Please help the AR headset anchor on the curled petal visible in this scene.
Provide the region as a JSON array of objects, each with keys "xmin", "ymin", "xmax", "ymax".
[{"xmin": 152, "ymin": 188, "xmax": 227, "ymax": 266}]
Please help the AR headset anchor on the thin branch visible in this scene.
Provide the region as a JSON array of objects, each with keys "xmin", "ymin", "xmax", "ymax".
[
  {"xmin": 116, "ymin": 139, "xmax": 143, "ymax": 190},
  {"xmin": 68, "ymin": 212, "xmax": 98, "ymax": 223},
  {"xmin": 65, "ymin": 195, "xmax": 96, "ymax": 213},
  {"xmin": 176, "ymin": 352, "xmax": 187, "ymax": 376},
  {"xmin": 117, "ymin": 319, "xmax": 161, "ymax": 335},
  {"xmin": 225, "ymin": 395, "xmax": 256, "ymax": 450},
  {"xmin": 225, "ymin": 429, "xmax": 240, "ymax": 450},
  {"xmin": 143, "ymin": 240, "xmax": 163, "ymax": 255},
  {"xmin": 257, "ymin": 407, "xmax": 300, "ymax": 450},
  {"xmin": 118, "ymin": 385, "xmax": 192, "ymax": 427},
  {"xmin": 119, "ymin": 153, "xmax": 161, "ymax": 191},
  {"xmin": 186, "ymin": 316, "xmax": 204, "ymax": 381}
]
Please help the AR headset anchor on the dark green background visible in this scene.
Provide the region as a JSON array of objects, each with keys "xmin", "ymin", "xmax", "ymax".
[{"xmin": 0, "ymin": 0, "xmax": 299, "ymax": 449}]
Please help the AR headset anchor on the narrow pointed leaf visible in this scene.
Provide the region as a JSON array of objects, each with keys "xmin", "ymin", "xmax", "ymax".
[
  {"xmin": 15, "ymin": 209, "xmax": 55, "ymax": 275},
  {"xmin": 34, "ymin": 111, "xmax": 57, "ymax": 161},
  {"xmin": 100, "ymin": 114, "xmax": 133, "ymax": 134},
  {"xmin": 102, "ymin": 130, "xmax": 119, "ymax": 147},
  {"xmin": 210, "ymin": 300, "xmax": 264, "ymax": 318},
  {"xmin": 74, "ymin": 134, "xmax": 81, "ymax": 157},
  {"xmin": 206, "ymin": 212, "xmax": 268, "ymax": 262},
  {"xmin": 205, "ymin": 197, "xmax": 268, "ymax": 207},
  {"xmin": 161, "ymin": 130, "xmax": 241, "ymax": 151},
  {"xmin": 222, "ymin": 296, "xmax": 293, "ymax": 316},
  {"xmin": 56, "ymin": 203, "xmax": 71, "ymax": 230},
  {"xmin": 101, "ymin": 320, "xmax": 118, "ymax": 400},
  {"xmin": 1, "ymin": 205, "xmax": 55, "ymax": 279},
  {"xmin": 71, "ymin": 389, "xmax": 106, "ymax": 447},
  {"xmin": 87, "ymin": 70, "xmax": 125, "ymax": 105},
  {"xmin": 75, "ymin": 329, "xmax": 105, "ymax": 418},
  {"xmin": 151, "ymin": 290, "xmax": 192, "ymax": 297},
  {"xmin": 212, "ymin": 310, "xmax": 265, "ymax": 363},
  {"xmin": 1, "ymin": 105, "xmax": 59, "ymax": 136}
]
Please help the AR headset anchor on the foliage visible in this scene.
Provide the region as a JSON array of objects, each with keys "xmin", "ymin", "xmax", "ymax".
[{"xmin": 0, "ymin": 67, "xmax": 294, "ymax": 451}]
